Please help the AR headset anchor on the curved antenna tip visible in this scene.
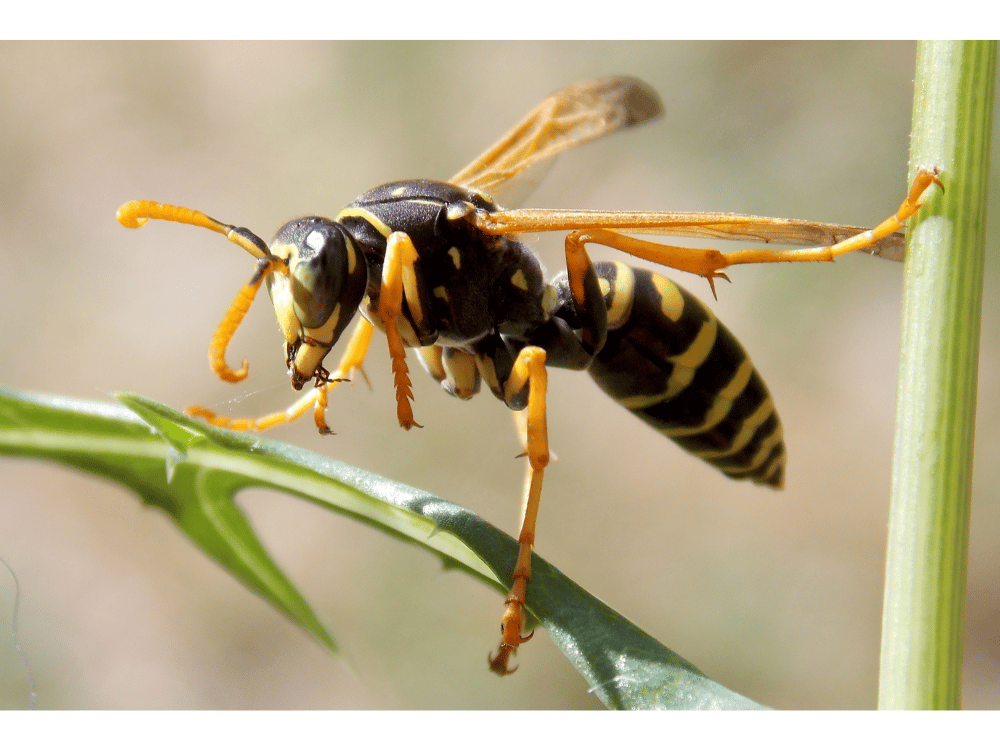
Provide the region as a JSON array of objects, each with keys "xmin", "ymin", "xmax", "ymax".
[{"xmin": 116, "ymin": 200, "xmax": 149, "ymax": 228}]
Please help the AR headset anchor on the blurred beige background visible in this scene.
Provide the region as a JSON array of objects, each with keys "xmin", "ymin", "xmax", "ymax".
[{"xmin": 1, "ymin": 41, "xmax": 997, "ymax": 709}]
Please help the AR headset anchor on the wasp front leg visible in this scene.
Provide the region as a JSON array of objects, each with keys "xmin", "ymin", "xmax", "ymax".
[
  {"xmin": 187, "ymin": 317, "xmax": 377, "ymax": 433},
  {"xmin": 377, "ymin": 231, "xmax": 425, "ymax": 430}
]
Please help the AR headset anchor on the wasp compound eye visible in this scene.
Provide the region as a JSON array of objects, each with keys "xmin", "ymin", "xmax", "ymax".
[{"xmin": 269, "ymin": 218, "xmax": 366, "ymax": 332}]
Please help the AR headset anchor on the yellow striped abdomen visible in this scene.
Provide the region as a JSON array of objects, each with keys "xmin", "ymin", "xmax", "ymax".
[{"xmin": 587, "ymin": 261, "xmax": 785, "ymax": 488}]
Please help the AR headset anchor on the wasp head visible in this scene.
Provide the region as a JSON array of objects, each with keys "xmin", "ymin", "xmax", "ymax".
[{"xmin": 267, "ymin": 217, "xmax": 368, "ymax": 388}]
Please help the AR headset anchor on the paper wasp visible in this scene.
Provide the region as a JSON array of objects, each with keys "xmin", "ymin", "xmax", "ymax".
[{"xmin": 117, "ymin": 76, "xmax": 941, "ymax": 676}]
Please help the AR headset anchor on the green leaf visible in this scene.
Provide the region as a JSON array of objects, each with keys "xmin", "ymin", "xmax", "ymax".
[{"xmin": 0, "ymin": 385, "xmax": 761, "ymax": 709}]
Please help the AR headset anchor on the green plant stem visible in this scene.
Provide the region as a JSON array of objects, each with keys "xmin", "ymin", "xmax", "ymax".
[{"xmin": 878, "ymin": 41, "xmax": 996, "ymax": 710}]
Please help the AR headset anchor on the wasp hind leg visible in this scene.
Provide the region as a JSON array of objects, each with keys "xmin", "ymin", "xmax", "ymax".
[
  {"xmin": 569, "ymin": 167, "xmax": 944, "ymax": 297},
  {"xmin": 711, "ymin": 166, "xmax": 944, "ymax": 271},
  {"xmin": 489, "ymin": 345, "xmax": 549, "ymax": 676}
]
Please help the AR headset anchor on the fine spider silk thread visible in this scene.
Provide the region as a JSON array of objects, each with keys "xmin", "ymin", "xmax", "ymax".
[{"xmin": 2, "ymin": 556, "xmax": 36, "ymax": 709}]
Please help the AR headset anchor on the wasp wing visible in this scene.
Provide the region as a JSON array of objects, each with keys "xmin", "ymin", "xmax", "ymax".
[
  {"xmin": 449, "ymin": 76, "xmax": 663, "ymax": 203},
  {"xmin": 450, "ymin": 76, "xmax": 905, "ymax": 261}
]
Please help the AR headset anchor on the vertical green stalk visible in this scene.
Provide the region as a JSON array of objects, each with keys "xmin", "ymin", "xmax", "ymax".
[{"xmin": 878, "ymin": 41, "xmax": 996, "ymax": 710}]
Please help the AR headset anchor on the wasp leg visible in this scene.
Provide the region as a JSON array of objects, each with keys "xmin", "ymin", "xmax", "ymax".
[
  {"xmin": 708, "ymin": 167, "xmax": 944, "ymax": 270},
  {"xmin": 378, "ymin": 232, "xmax": 423, "ymax": 429},
  {"xmin": 186, "ymin": 317, "xmax": 376, "ymax": 433},
  {"xmin": 416, "ymin": 345, "xmax": 482, "ymax": 400},
  {"xmin": 489, "ymin": 345, "xmax": 548, "ymax": 676},
  {"xmin": 568, "ymin": 168, "xmax": 944, "ymax": 298},
  {"xmin": 329, "ymin": 317, "xmax": 376, "ymax": 387},
  {"xmin": 562, "ymin": 238, "xmax": 609, "ymax": 353},
  {"xmin": 303, "ymin": 317, "xmax": 376, "ymax": 434},
  {"xmin": 187, "ymin": 386, "xmax": 327, "ymax": 431}
]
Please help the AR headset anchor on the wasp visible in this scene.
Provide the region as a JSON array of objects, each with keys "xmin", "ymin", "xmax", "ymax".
[{"xmin": 117, "ymin": 76, "xmax": 942, "ymax": 675}]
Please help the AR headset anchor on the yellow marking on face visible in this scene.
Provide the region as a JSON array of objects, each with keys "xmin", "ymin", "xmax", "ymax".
[
  {"xmin": 264, "ymin": 242, "xmax": 300, "ymax": 334},
  {"xmin": 292, "ymin": 303, "xmax": 342, "ymax": 378},
  {"xmin": 448, "ymin": 247, "xmax": 461, "ymax": 269},
  {"xmin": 510, "ymin": 270, "xmax": 529, "ymax": 291},
  {"xmin": 268, "ymin": 241, "xmax": 297, "ymax": 264},
  {"xmin": 302, "ymin": 302, "xmax": 341, "ymax": 345},
  {"xmin": 433, "ymin": 286, "xmax": 449, "ymax": 301},
  {"xmin": 266, "ymin": 272, "xmax": 300, "ymax": 346}
]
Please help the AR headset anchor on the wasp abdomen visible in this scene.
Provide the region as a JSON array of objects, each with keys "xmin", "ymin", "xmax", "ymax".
[{"xmin": 583, "ymin": 261, "xmax": 785, "ymax": 488}]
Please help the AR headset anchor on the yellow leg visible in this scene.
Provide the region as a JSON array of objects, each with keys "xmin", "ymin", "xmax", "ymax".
[
  {"xmin": 561, "ymin": 237, "xmax": 607, "ymax": 351},
  {"xmin": 187, "ymin": 386, "xmax": 328, "ymax": 431},
  {"xmin": 186, "ymin": 318, "xmax": 376, "ymax": 433},
  {"xmin": 490, "ymin": 346, "xmax": 549, "ymax": 676},
  {"xmin": 570, "ymin": 167, "xmax": 943, "ymax": 297},
  {"xmin": 308, "ymin": 317, "xmax": 377, "ymax": 433},
  {"xmin": 333, "ymin": 317, "xmax": 376, "ymax": 387},
  {"xmin": 379, "ymin": 232, "xmax": 422, "ymax": 429},
  {"xmin": 717, "ymin": 167, "xmax": 944, "ymax": 268}
]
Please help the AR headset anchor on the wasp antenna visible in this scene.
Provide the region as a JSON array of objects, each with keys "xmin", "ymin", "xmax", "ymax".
[
  {"xmin": 116, "ymin": 200, "xmax": 270, "ymax": 259},
  {"xmin": 115, "ymin": 200, "xmax": 151, "ymax": 228}
]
